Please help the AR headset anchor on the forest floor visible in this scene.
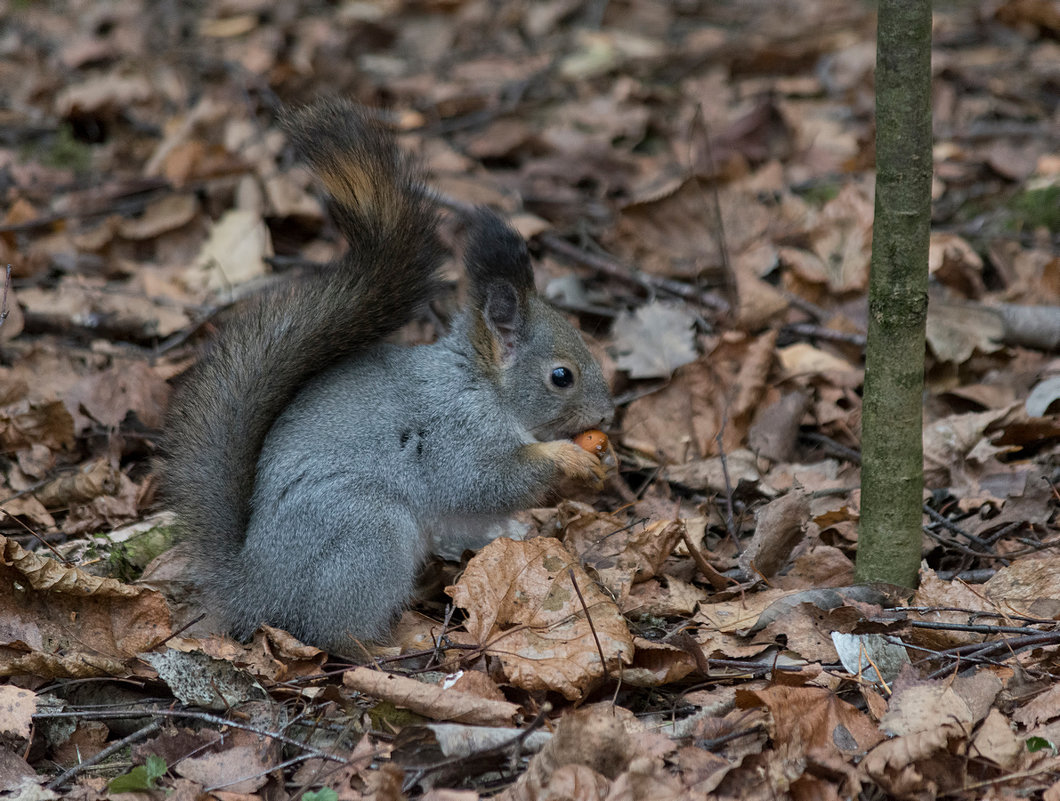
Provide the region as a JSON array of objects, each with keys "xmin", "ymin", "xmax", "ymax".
[{"xmin": 1, "ymin": 0, "xmax": 1059, "ymax": 799}]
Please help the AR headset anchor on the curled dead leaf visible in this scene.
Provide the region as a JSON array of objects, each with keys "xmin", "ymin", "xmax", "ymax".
[
  {"xmin": 30, "ymin": 458, "xmax": 121, "ymax": 508},
  {"xmin": 342, "ymin": 665, "xmax": 519, "ymax": 727},
  {"xmin": 737, "ymin": 489, "xmax": 812, "ymax": 579},
  {"xmin": 0, "ymin": 535, "xmax": 171, "ymax": 676},
  {"xmin": 0, "ymin": 400, "xmax": 75, "ymax": 452}
]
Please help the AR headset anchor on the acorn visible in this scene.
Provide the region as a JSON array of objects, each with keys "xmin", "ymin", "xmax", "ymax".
[{"xmin": 573, "ymin": 429, "xmax": 609, "ymax": 456}]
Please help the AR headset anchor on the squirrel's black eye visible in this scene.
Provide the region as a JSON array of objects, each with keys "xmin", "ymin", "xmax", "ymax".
[{"xmin": 551, "ymin": 366, "xmax": 574, "ymax": 388}]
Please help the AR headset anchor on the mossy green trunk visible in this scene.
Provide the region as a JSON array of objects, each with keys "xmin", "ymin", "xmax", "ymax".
[{"xmin": 855, "ymin": 0, "xmax": 932, "ymax": 587}]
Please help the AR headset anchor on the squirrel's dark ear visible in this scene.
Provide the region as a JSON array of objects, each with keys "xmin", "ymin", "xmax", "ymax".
[
  {"xmin": 482, "ymin": 282, "xmax": 522, "ymax": 360},
  {"xmin": 464, "ymin": 208, "xmax": 534, "ymax": 362}
]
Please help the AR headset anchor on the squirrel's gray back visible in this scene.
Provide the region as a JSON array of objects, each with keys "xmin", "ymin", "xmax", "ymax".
[{"xmin": 251, "ymin": 334, "xmax": 536, "ymax": 526}]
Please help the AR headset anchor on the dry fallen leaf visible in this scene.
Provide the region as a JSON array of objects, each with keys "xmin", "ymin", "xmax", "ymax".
[
  {"xmin": 0, "ymin": 495, "xmax": 56, "ymax": 529},
  {"xmin": 117, "ymin": 194, "xmax": 199, "ymax": 240},
  {"xmin": 175, "ymin": 743, "xmax": 272, "ymax": 795},
  {"xmin": 17, "ymin": 278, "xmax": 191, "ymax": 340},
  {"xmin": 926, "ymin": 300, "xmax": 1005, "ymax": 364},
  {"xmin": 69, "ymin": 360, "xmax": 171, "ymax": 429},
  {"xmin": 0, "ymin": 535, "xmax": 171, "ymax": 677},
  {"xmin": 922, "ymin": 405, "xmax": 1017, "ymax": 493},
  {"xmin": 882, "ymin": 681, "xmax": 976, "ymax": 737},
  {"xmin": 30, "ymin": 458, "xmax": 121, "ymax": 508},
  {"xmin": 611, "ymin": 301, "xmax": 698, "ymax": 379},
  {"xmin": 447, "ymin": 537, "xmax": 634, "ymax": 700},
  {"xmin": 0, "ymin": 685, "xmax": 36, "ymax": 742},
  {"xmin": 623, "ymin": 637, "xmax": 698, "ymax": 687},
  {"xmin": 1026, "ymin": 374, "xmax": 1060, "ymax": 417},
  {"xmin": 861, "ymin": 721, "xmax": 969, "ymax": 800},
  {"xmin": 5, "ymin": 0, "xmax": 1060, "ymax": 795},
  {"xmin": 191, "ymin": 208, "xmax": 273, "ymax": 292},
  {"xmin": 621, "ymin": 356, "xmax": 719, "ymax": 463},
  {"xmin": 1011, "ymin": 684, "xmax": 1060, "ymax": 729},
  {"xmin": 695, "ymin": 587, "xmax": 796, "ymax": 634},
  {"xmin": 972, "ymin": 708, "xmax": 1022, "ymax": 769},
  {"xmin": 777, "ymin": 342, "xmax": 858, "ymax": 377},
  {"xmin": 662, "ymin": 449, "xmax": 762, "ymax": 492},
  {"xmin": 747, "ymin": 388, "xmax": 813, "ymax": 463},
  {"xmin": 142, "ymin": 649, "xmax": 266, "ymax": 710},
  {"xmin": 984, "ymin": 555, "xmax": 1060, "ymax": 614},
  {"xmin": 54, "ymin": 73, "xmax": 152, "ymax": 115},
  {"xmin": 737, "ymin": 683, "xmax": 883, "ymax": 761},
  {"xmin": 808, "ymin": 182, "xmax": 873, "ymax": 293},
  {"xmin": 559, "ymin": 502, "xmax": 683, "ymax": 602},
  {"xmin": 0, "ymin": 285, "xmax": 25, "ymax": 342},
  {"xmin": 929, "ymin": 233, "xmax": 986, "ymax": 298},
  {"xmin": 909, "ymin": 568, "xmax": 1001, "ymax": 650},
  {"xmin": 500, "ymin": 706, "xmax": 682, "ymax": 801},
  {"xmin": 616, "ymin": 180, "xmax": 772, "ymax": 279}
]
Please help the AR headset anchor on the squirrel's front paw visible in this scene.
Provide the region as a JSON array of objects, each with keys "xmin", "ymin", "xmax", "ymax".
[{"xmin": 531, "ymin": 440, "xmax": 607, "ymax": 486}]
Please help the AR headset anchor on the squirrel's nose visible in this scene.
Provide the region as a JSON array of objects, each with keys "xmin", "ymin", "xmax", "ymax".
[{"xmin": 596, "ymin": 405, "xmax": 615, "ymax": 429}]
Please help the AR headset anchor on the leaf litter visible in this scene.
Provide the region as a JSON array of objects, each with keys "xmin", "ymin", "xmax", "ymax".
[{"xmin": 0, "ymin": 0, "xmax": 1058, "ymax": 799}]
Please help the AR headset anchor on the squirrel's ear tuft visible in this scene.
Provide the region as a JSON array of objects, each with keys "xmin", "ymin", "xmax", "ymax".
[
  {"xmin": 463, "ymin": 208, "xmax": 535, "ymax": 366},
  {"xmin": 464, "ymin": 208, "xmax": 534, "ymax": 307}
]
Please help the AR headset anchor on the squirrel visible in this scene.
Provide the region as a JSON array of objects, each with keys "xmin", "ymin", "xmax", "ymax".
[{"xmin": 161, "ymin": 100, "xmax": 614, "ymax": 655}]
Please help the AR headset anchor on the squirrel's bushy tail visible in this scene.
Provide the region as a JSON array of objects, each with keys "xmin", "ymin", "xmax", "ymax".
[{"xmin": 161, "ymin": 101, "xmax": 442, "ymax": 602}]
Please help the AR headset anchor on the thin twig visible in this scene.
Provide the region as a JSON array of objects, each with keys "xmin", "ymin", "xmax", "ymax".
[
  {"xmin": 895, "ymin": 606, "xmax": 1056, "ymax": 626},
  {"xmin": 0, "ymin": 265, "xmax": 10, "ymax": 326},
  {"xmin": 857, "ymin": 640, "xmax": 892, "ymax": 695},
  {"xmin": 799, "ymin": 432, "xmax": 862, "ymax": 464},
  {"xmin": 923, "ymin": 504, "xmax": 993, "ymax": 549},
  {"xmin": 46, "ymin": 720, "xmax": 163, "ymax": 790},
  {"xmin": 157, "ymin": 613, "xmax": 207, "ymax": 647},
  {"xmin": 925, "ymin": 632, "xmax": 1060, "ymax": 679},
  {"xmin": 0, "ymin": 507, "xmax": 70, "ymax": 564},
  {"xmin": 782, "ymin": 322, "xmax": 866, "ymax": 348},
  {"xmin": 689, "ymin": 105, "xmax": 738, "ymax": 316},
  {"xmin": 922, "ymin": 526, "xmax": 1008, "ymax": 561},
  {"xmin": 782, "ymin": 291, "xmax": 830, "ymax": 322},
  {"xmin": 706, "ymin": 658, "xmax": 802, "ymax": 674},
  {"xmin": 538, "ymin": 232, "xmax": 731, "ymax": 314},
  {"xmin": 428, "ymin": 603, "xmax": 458, "ymax": 670},
  {"xmin": 935, "ymin": 568, "xmax": 996, "ymax": 583},
  {"xmin": 568, "ymin": 568, "xmax": 609, "ymax": 685},
  {"xmin": 909, "ymin": 620, "xmax": 1058, "ymax": 636},
  {"xmin": 33, "ymin": 708, "xmax": 348, "ymax": 765},
  {"xmin": 959, "ymin": 765, "xmax": 1060, "ymax": 793},
  {"xmin": 401, "ymin": 703, "xmax": 552, "ymax": 792},
  {"xmin": 694, "ymin": 724, "xmax": 766, "ymax": 752},
  {"xmin": 714, "ymin": 417, "xmax": 738, "ymax": 543}
]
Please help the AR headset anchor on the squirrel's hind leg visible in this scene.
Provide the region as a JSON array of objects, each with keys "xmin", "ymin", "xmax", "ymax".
[{"xmin": 241, "ymin": 500, "xmax": 427, "ymax": 654}]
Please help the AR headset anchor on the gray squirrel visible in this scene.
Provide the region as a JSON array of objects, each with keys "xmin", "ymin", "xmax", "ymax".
[{"xmin": 162, "ymin": 100, "xmax": 614, "ymax": 655}]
